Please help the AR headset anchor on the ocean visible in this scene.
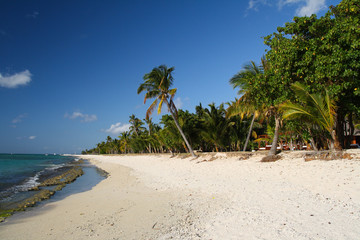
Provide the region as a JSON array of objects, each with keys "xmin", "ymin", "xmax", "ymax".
[
  {"xmin": 0, "ymin": 154, "xmax": 106, "ymax": 220},
  {"xmin": 0, "ymin": 154, "xmax": 76, "ymax": 199}
]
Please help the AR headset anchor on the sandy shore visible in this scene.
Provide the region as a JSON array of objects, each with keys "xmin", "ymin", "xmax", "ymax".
[{"xmin": 1, "ymin": 150, "xmax": 360, "ymax": 239}]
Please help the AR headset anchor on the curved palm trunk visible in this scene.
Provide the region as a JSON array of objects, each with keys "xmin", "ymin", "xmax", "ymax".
[
  {"xmin": 269, "ymin": 115, "xmax": 281, "ymax": 156},
  {"xmin": 243, "ymin": 113, "xmax": 256, "ymax": 152},
  {"xmin": 164, "ymin": 98, "xmax": 196, "ymax": 157}
]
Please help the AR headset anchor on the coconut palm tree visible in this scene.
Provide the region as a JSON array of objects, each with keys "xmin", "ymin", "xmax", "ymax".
[
  {"xmin": 227, "ymin": 96, "xmax": 264, "ymax": 151},
  {"xmin": 201, "ymin": 103, "xmax": 231, "ymax": 152},
  {"xmin": 144, "ymin": 118, "xmax": 158, "ymax": 153},
  {"xmin": 137, "ymin": 65, "xmax": 196, "ymax": 157},
  {"xmin": 280, "ymin": 82, "xmax": 336, "ymax": 150},
  {"xmin": 228, "ymin": 60, "xmax": 265, "ymax": 151},
  {"xmin": 119, "ymin": 131, "xmax": 130, "ymax": 154},
  {"xmin": 129, "ymin": 114, "xmax": 145, "ymax": 136}
]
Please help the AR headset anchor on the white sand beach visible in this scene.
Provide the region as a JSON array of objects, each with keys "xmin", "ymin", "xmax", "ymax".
[{"xmin": 1, "ymin": 150, "xmax": 360, "ymax": 239}]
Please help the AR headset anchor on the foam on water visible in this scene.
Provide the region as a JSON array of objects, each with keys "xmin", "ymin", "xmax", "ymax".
[{"xmin": 0, "ymin": 154, "xmax": 75, "ymax": 200}]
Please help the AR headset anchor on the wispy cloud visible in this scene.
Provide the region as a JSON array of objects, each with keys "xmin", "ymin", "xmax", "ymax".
[
  {"xmin": 16, "ymin": 135, "xmax": 37, "ymax": 140},
  {"xmin": 26, "ymin": 11, "xmax": 39, "ymax": 18},
  {"xmin": 104, "ymin": 122, "xmax": 131, "ymax": 135},
  {"xmin": 247, "ymin": 0, "xmax": 327, "ymax": 16},
  {"xmin": 12, "ymin": 113, "xmax": 27, "ymax": 124},
  {"xmin": 0, "ymin": 70, "xmax": 32, "ymax": 88},
  {"xmin": 279, "ymin": 0, "xmax": 326, "ymax": 16},
  {"xmin": 247, "ymin": 0, "xmax": 269, "ymax": 11},
  {"xmin": 65, "ymin": 111, "xmax": 97, "ymax": 122},
  {"xmin": 174, "ymin": 97, "xmax": 183, "ymax": 109}
]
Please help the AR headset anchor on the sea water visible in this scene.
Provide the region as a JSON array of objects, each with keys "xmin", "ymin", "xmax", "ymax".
[{"xmin": 0, "ymin": 154, "xmax": 76, "ymax": 201}]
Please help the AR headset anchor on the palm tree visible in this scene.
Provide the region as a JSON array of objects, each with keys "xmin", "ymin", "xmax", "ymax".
[
  {"xmin": 228, "ymin": 60, "xmax": 265, "ymax": 152},
  {"xmin": 119, "ymin": 131, "xmax": 130, "ymax": 154},
  {"xmin": 144, "ymin": 118, "xmax": 155, "ymax": 153},
  {"xmin": 280, "ymin": 82, "xmax": 336, "ymax": 150},
  {"xmin": 202, "ymin": 103, "xmax": 230, "ymax": 152},
  {"xmin": 227, "ymin": 98, "xmax": 264, "ymax": 151},
  {"xmin": 129, "ymin": 114, "xmax": 145, "ymax": 136},
  {"xmin": 137, "ymin": 65, "xmax": 196, "ymax": 157}
]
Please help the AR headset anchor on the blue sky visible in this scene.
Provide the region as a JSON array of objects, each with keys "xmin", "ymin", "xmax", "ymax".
[{"xmin": 0, "ymin": 0, "xmax": 341, "ymax": 154}]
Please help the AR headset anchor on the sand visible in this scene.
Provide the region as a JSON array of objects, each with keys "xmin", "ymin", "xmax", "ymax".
[{"xmin": 1, "ymin": 150, "xmax": 360, "ymax": 239}]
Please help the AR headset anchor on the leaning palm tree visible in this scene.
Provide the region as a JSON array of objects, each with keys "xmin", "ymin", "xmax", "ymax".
[
  {"xmin": 280, "ymin": 82, "xmax": 336, "ymax": 150},
  {"xmin": 137, "ymin": 65, "xmax": 196, "ymax": 157},
  {"xmin": 228, "ymin": 60, "xmax": 265, "ymax": 151},
  {"xmin": 227, "ymin": 95, "xmax": 264, "ymax": 151}
]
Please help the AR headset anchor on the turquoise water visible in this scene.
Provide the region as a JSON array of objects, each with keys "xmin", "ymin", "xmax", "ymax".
[{"xmin": 0, "ymin": 154, "xmax": 76, "ymax": 200}]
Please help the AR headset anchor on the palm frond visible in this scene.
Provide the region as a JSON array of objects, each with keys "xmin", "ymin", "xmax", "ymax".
[
  {"xmin": 158, "ymin": 95, "xmax": 165, "ymax": 115},
  {"xmin": 144, "ymin": 90, "xmax": 160, "ymax": 103},
  {"xmin": 146, "ymin": 98, "xmax": 158, "ymax": 120},
  {"xmin": 282, "ymin": 82, "xmax": 336, "ymax": 137},
  {"xmin": 168, "ymin": 88, "xmax": 177, "ymax": 101},
  {"xmin": 280, "ymin": 101, "xmax": 313, "ymax": 119}
]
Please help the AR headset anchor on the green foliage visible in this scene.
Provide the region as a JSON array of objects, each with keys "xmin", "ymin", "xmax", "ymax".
[
  {"xmin": 137, "ymin": 65, "xmax": 177, "ymax": 119},
  {"xmin": 263, "ymin": 7, "xmax": 360, "ymax": 105},
  {"xmin": 280, "ymin": 82, "xmax": 337, "ymax": 149}
]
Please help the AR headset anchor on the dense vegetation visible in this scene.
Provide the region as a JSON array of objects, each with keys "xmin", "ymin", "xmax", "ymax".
[{"xmin": 83, "ymin": 0, "xmax": 360, "ymax": 155}]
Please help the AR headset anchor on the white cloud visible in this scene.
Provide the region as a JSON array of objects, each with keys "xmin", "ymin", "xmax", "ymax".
[
  {"xmin": 12, "ymin": 113, "xmax": 27, "ymax": 124},
  {"xmin": 65, "ymin": 111, "xmax": 97, "ymax": 122},
  {"xmin": 16, "ymin": 135, "xmax": 36, "ymax": 140},
  {"xmin": 0, "ymin": 70, "xmax": 32, "ymax": 88},
  {"xmin": 248, "ymin": 0, "xmax": 269, "ymax": 11},
  {"xmin": 26, "ymin": 11, "xmax": 39, "ymax": 18},
  {"xmin": 247, "ymin": 0, "xmax": 327, "ymax": 16},
  {"xmin": 279, "ymin": 0, "xmax": 327, "ymax": 16},
  {"xmin": 105, "ymin": 122, "xmax": 131, "ymax": 135},
  {"xmin": 174, "ymin": 97, "xmax": 183, "ymax": 109},
  {"xmin": 297, "ymin": 0, "xmax": 326, "ymax": 16}
]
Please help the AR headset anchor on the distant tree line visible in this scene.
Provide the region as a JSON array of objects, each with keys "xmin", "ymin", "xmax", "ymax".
[{"xmin": 82, "ymin": 106, "xmax": 267, "ymax": 155}]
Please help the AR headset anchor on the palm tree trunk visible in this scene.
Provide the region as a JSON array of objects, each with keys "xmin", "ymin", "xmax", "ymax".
[
  {"xmin": 243, "ymin": 113, "xmax": 256, "ymax": 151},
  {"xmin": 148, "ymin": 124, "xmax": 152, "ymax": 153},
  {"xmin": 290, "ymin": 138, "xmax": 294, "ymax": 151},
  {"xmin": 164, "ymin": 98, "xmax": 196, "ymax": 157},
  {"xmin": 330, "ymin": 130, "xmax": 336, "ymax": 151},
  {"xmin": 307, "ymin": 127, "xmax": 318, "ymax": 151},
  {"xmin": 269, "ymin": 115, "xmax": 281, "ymax": 156},
  {"xmin": 334, "ymin": 112, "xmax": 343, "ymax": 151}
]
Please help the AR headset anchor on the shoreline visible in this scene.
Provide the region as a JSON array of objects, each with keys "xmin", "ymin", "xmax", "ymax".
[
  {"xmin": 0, "ymin": 157, "xmax": 87, "ymax": 222},
  {"xmin": 0, "ymin": 150, "xmax": 360, "ymax": 239}
]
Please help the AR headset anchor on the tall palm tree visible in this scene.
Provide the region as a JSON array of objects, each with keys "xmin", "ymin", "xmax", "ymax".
[
  {"xmin": 119, "ymin": 131, "xmax": 130, "ymax": 154},
  {"xmin": 129, "ymin": 114, "xmax": 145, "ymax": 136},
  {"xmin": 144, "ymin": 118, "xmax": 155, "ymax": 153},
  {"xmin": 227, "ymin": 96, "xmax": 264, "ymax": 151},
  {"xmin": 280, "ymin": 82, "xmax": 336, "ymax": 150},
  {"xmin": 202, "ymin": 103, "xmax": 230, "ymax": 152},
  {"xmin": 228, "ymin": 60, "xmax": 265, "ymax": 151},
  {"xmin": 137, "ymin": 65, "xmax": 196, "ymax": 157}
]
